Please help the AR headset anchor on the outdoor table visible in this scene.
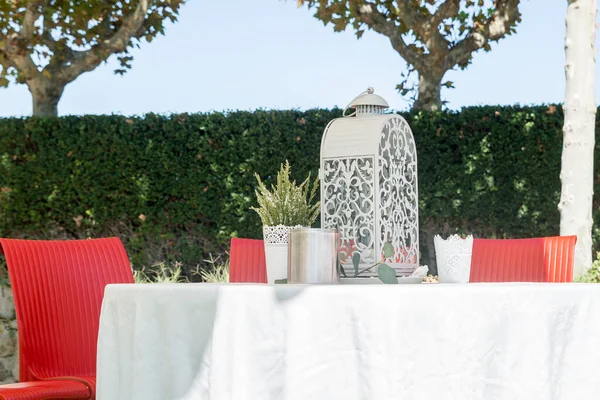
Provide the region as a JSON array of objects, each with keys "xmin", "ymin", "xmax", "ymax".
[{"xmin": 96, "ymin": 283, "xmax": 600, "ymax": 400}]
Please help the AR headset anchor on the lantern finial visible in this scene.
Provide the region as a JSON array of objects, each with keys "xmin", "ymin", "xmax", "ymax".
[{"xmin": 343, "ymin": 87, "xmax": 389, "ymax": 117}]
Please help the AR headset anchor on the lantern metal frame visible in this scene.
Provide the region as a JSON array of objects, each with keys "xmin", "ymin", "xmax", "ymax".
[{"xmin": 319, "ymin": 91, "xmax": 419, "ymax": 277}]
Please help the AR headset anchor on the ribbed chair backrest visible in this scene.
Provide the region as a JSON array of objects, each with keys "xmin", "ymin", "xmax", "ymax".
[
  {"xmin": 469, "ymin": 236, "xmax": 577, "ymax": 282},
  {"xmin": 229, "ymin": 238, "xmax": 267, "ymax": 283},
  {"xmin": 542, "ymin": 235, "xmax": 578, "ymax": 282},
  {"xmin": 0, "ymin": 238, "xmax": 134, "ymax": 382}
]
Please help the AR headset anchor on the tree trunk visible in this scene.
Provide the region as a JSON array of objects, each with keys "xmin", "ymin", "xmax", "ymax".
[
  {"xmin": 413, "ymin": 71, "xmax": 444, "ymax": 111},
  {"xmin": 559, "ymin": 0, "xmax": 597, "ymax": 277},
  {"xmin": 28, "ymin": 78, "xmax": 64, "ymax": 117}
]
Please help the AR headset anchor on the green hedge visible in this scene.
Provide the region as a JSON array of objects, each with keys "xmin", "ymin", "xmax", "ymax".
[{"xmin": 0, "ymin": 106, "xmax": 598, "ymax": 276}]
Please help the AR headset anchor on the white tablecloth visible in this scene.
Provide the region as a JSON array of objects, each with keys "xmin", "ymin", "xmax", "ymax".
[{"xmin": 96, "ymin": 283, "xmax": 600, "ymax": 400}]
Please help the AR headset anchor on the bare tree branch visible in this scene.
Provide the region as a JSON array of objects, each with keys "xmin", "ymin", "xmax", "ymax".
[
  {"xmin": 431, "ymin": 0, "xmax": 460, "ymax": 28},
  {"xmin": 351, "ymin": 2, "xmax": 425, "ymax": 70},
  {"xmin": 18, "ymin": 1, "xmax": 42, "ymax": 40},
  {"xmin": 448, "ymin": 0, "xmax": 520, "ymax": 68},
  {"xmin": 58, "ymin": 0, "xmax": 150, "ymax": 84},
  {"xmin": 393, "ymin": 0, "xmax": 427, "ymax": 37},
  {"xmin": 1, "ymin": 1, "xmax": 49, "ymax": 83},
  {"xmin": 396, "ymin": 0, "xmax": 452, "ymax": 54},
  {"xmin": 41, "ymin": 17, "xmax": 87, "ymax": 69},
  {"xmin": 6, "ymin": 53, "xmax": 39, "ymax": 82}
]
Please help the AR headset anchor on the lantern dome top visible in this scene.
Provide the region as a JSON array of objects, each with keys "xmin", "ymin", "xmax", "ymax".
[{"xmin": 344, "ymin": 87, "xmax": 389, "ymax": 117}]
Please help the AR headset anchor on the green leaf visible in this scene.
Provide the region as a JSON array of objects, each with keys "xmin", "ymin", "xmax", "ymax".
[
  {"xmin": 338, "ymin": 261, "xmax": 347, "ymax": 278},
  {"xmin": 352, "ymin": 253, "xmax": 360, "ymax": 277},
  {"xmin": 377, "ymin": 264, "xmax": 398, "ymax": 284},
  {"xmin": 383, "ymin": 242, "xmax": 395, "ymax": 259},
  {"xmin": 274, "ymin": 278, "xmax": 287, "ymax": 284}
]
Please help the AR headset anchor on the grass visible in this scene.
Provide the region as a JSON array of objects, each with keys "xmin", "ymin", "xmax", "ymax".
[
  {"xmin": 198, "ymin": 254, "xmax": 229, "ymax": 283},
  {"xmin": 133, "ymin": 255, "xmax": 230, "ymax": 284},
  {"xmin": 133, "ymin": 261, "xmax": 187, "ymax": 283}
]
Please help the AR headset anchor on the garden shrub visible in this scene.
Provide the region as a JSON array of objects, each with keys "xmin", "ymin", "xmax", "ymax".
[{"xmin": 0, "ymin": 105, "xmax": 598, "ymax": 276}]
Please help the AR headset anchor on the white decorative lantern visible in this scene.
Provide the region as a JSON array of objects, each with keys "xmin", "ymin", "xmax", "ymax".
[{"xmin": 320, "ymin": 88, "xmax": 419, "ymax": 277}]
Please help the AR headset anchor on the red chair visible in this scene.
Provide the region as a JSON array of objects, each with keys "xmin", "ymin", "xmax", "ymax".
[
  {"xmin": 469, "ymin": 236, "xmax": 577, "ymax": 283},
  {"xmin": 0, "ymin": 237, "xmax": 134, "ymax": 400},
  {"xmin": 229, "ymin": 238, "xmax": 267, "ymax": 283}
]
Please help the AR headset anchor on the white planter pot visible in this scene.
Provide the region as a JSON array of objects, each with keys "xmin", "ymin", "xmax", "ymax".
[
  {"xmin": 263, "ymin": 243, "xmax": 288, "ymax": 283},
  {"xmin": 434, "ymin": 234, "xmax": 473, "ymax": 284},
  {"xmin": 263, "ymin": 225, "xmax": 303, "ymax": 283}
]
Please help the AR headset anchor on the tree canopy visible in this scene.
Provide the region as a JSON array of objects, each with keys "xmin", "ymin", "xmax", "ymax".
[
  {"xmin": 298, "ymin": 0, "xmax": 521, "ymax": 110},
  {"xmin": 0, "ymin": 0, "xmax": 185, "ymax": 116}
]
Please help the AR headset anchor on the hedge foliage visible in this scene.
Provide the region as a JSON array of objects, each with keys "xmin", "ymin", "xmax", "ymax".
[{"xmin": 0, "ymin": 106, "xmax": 598, "ymax": 275}]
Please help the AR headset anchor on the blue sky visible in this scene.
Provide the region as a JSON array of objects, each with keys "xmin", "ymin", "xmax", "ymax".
[{"xmin": 0, "ymin": 0, "xmax": 598, "ymax": 117}]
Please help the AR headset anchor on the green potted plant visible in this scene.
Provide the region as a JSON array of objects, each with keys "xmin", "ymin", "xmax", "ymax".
[{"xmin": 252, "ymin": 161, "xmax": 320, "ymax": 283}]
